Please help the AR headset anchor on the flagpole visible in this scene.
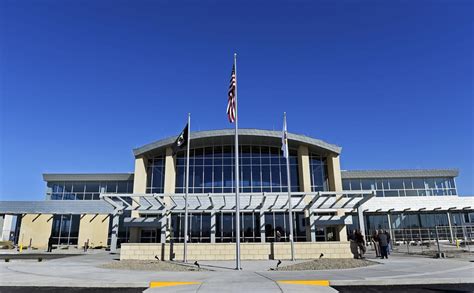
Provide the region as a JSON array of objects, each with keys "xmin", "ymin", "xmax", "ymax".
[
  {"xmin": 183, "ymin": 113, "xmax": 191, "ymax": 263},
  {"xmin": 284, "ymin": 112, "xmax": 296, "ymax": 261},
  {"xmin": 234, "ymin": 53, "xmax": 241, "ymax": 270}
]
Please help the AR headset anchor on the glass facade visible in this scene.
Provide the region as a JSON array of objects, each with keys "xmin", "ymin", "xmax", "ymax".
[
  {"xmin": 309, "ymin": 153, "xmax": 329, "ymax": 191},
  {"xmin": 51, "ymin": 214, "xmax": 80, "ymax": 245},
  {"xmin": 147, "ymin": 156, "xmax": 165, "ymax": 193},
  {"xmin": 215, "ymin": 212, "xmax": 261, "ymax": 242},
  {"xmin": 48, "ymin": 180, "xmax": 133, "ymax": 200},
  {"xmin": 342, "ymin": 177, "xmax": 457, "ymax": 197},
  {"xmin": 174, "ymin": 145, "xmax": 300, "ymax": 194},
  {"xmin": 264, "ymin": 212, "xmax": 306, "ymax": 242},
  {"xmin": 171, "ymin": 213, "xmax": 211, "ymax": 243}
]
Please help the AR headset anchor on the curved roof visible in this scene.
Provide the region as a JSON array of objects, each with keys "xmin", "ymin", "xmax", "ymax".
[{"xmin": 133, "ymin": 128, "xmax": 341, "ymax": 157}]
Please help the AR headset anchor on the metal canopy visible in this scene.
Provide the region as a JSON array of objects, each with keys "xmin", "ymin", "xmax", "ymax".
[{"xmin": 100, "ymin": 190, "xmax": 375, "ymax": 214}]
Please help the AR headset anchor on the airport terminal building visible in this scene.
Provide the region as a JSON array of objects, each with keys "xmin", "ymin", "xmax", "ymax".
[{"xmin": 1, "ymin": 129, "xmax": 473, "ymax": 260}]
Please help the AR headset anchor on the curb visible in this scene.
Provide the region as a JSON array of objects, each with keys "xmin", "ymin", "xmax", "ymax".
[{"xmin": 330, "ymin": 278, "xmax": 474, "ymax": 286}]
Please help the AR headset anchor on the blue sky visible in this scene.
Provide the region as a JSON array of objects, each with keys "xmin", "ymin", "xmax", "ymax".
[{"xmin": 0, "ymin": 0, "xmax": 472, "ymax": 200}]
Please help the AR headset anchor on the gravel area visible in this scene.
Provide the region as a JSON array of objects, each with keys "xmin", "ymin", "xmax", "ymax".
[
  {"xmin": 100, "ymin": 260, "xmax": 208, "ymax": 271},
  {"xmin": 274, "ymin": 258, "xmax": 377, "ymax": 271}
]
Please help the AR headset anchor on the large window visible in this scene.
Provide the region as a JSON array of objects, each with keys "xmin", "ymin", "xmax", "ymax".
[
  {"xmin": 342, "ymin": 177, "xmax": 457, "ymax": 197},
  {"xmin": 175, "ymin": 145, "xmax": 299, "ymax": 194},
  {"xmin": 215, "ymin": 212, "xmax": 261, "ymax": 242},
  {"xmin": 51, "ymin": 215, "xmax": 80, "ymax": 245},
  {"xmin": 140, "ymin": 228, "xmax": 160, "ymax": 243},
  {"xmin": 147, "ymin": 156, "xmax": 165, "ymax": 193},
  {"xmin": 48, "ymin": 181, "xmax": 133, "ymax": 200},
  {"xmin": 309, "ymin": 153, "xmax": 329, "ymax": 191},
  {"xmin": 170, "ymin": 213, "xmax": 211, "ymax": 243},
  {"xmin": 264, "ymin": 212, "xmax": 306, "ymax": 242}
]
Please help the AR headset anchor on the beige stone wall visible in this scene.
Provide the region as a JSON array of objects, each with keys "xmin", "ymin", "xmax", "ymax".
[
  {"xmin": 120, "ymin": 242, "xmax": 352, "ymax": 261},
  {"xmin": 19, "ymin": 214, "xmax": 53, "ymax": 249},
  {"xmin": 78, "ymin": 214, "xmax": 110, "ymax": 248}
]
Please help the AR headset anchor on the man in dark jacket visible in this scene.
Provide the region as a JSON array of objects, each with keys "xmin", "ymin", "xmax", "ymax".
[
  {"xmin": 378, "ymin": 229, "xmax": 390, "ymax": 259},
  {"xmin": 47, "ymin": 236, "xmax": 53, "ymax": 252},
  {"xmin": 354, "ymin": 230, "xmax": 366, "ymax": 259}
]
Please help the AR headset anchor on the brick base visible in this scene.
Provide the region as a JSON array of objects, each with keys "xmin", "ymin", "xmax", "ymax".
[{"xmin": 120, "ymin": 242, "xmax": 352, "ymax": 261}]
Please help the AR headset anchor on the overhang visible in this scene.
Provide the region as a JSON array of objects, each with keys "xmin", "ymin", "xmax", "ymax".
[
  {"xmin": 341, "ymin": 169, "xmax": 459, "ymax": 179},
  {"xmin": 358, "ymin": 195, "xmax": 473, "ymax": 213},
  {"xmin": 0, "ymin": 201, "xmax": 114, "ymax": 214},
  {"xmin": 43, "ymin": 173, "xmax": 134, "ymax": 182},
  {"xmin": 133, "ymin": 129, "xmax": 341, "ymax": 157}
]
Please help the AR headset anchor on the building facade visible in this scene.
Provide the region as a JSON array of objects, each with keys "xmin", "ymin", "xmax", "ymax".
[{"xmin": 0, "ymin": 129, "xmax": 472, "ymax": 260}]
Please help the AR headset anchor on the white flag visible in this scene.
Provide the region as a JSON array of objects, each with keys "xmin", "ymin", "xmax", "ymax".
[{"xmin": 282, "ymin": 113, "xmax": 289, "ymax": 159}]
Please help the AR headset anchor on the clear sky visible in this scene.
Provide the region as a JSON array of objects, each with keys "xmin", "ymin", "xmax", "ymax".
[{"xmin": 0, "ymin": 0, "xmax": 472, "ymax": 200}]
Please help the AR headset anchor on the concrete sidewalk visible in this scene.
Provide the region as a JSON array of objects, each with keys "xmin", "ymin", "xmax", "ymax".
[{"xmin": 0, "ymin": 252, "xmax": 473, "ymax": 292}]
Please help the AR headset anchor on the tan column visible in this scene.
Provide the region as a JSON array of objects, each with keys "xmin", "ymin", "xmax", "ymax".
[
  {"xmin": 162, "ymin": 147, "xmax": 175, "ymax": 243},
  {"xmin": 130, "ymin": 156, "xmax": 147, "ymax": 242},
  {"xmin": 297, "ymin": 145, "xmax": 312, "ymax": 193},
  {"xmin": 297, "ymin": 145, "xmax": 314, "ymax": 241},
  {"xmin": 327, "ymin": 155, "xmax": 342, "ymax": 192},
  {"xmin": 327, "ymin": 154, "xmax": 347, "ymax": 241}
]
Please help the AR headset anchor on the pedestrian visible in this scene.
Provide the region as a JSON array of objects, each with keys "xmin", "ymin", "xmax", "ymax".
[
  {"xmin": 372, "ymin": 230, "xmax": 381, "ymax": 257},
  {"xmin": 354, "ymin": 229, "xmax": 366, "ymax": 259},
  {"xmin": 378, "ymin": 229, "xmax": 390, "ymax": 259},
  {"xmin": 47, "ymin": 236, "xmax": 53, "ymax": 252},
  {"xmin": 83, "ymin": 239, "xmax": 89, "ymax": 252}
]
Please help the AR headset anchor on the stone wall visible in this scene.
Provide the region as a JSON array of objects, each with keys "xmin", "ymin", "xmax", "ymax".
[{"xmin": 120, "ymin": 242, "xmax": 352, "ymax": 261}]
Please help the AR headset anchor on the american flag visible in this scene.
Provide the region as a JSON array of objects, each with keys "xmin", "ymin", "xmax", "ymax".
[
  {"xmin": 282, "ymin": 114, "xmax": 289, "ymax": 159},
  {"xmin": 226, "ymin": 65, "xmax": 236, "ymax": 123}
]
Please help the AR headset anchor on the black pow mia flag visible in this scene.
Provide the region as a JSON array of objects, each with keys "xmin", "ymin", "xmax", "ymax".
[{"xmin": 174, "ymin": 123, "xmax": 189, "ymax": 153}]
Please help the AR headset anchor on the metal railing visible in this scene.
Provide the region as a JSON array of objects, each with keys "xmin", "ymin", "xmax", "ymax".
[{"xmin": 366, "ymin": 225, "xmax": 474, "ymax": 257}]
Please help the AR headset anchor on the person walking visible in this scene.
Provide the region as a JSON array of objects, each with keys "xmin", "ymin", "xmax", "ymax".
[
  {"xmin": 275, "ymin": 230, "xmax": 282, "ymax": 242},
  {"xmin": 372, "ymin": 230, "xmax": 381, "ymax": 257},
  {"xmin": 354, "ymin": 229, "xmax": 366, "ymax": 259},
  {"xmin": 47, "ymin": 236, "xmax": 53, "ymax": 253},
  {"xmin": 378, "ymin": 229, "xmax": 390, "ymax": 259}
]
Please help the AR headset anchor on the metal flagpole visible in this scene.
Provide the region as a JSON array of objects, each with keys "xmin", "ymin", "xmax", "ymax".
[
  {"xmin": 284, "ymin": 112, "xmax": 296, "ymax": 261},
  {"xmin": 184, "ymin": 113, "xmax": 191, "ymax": 262},
  {"xmin": 234, "ymin": 53, "xmax": 241, "ymax": 270}
]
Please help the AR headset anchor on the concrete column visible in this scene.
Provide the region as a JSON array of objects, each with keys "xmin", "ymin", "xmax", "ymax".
[
  {"xmin": 160, "ymin": 212, "xmax": 168, "ymax": 243},
  {"xmin": 132, "ymin": 156, "xmax": 147, "ymax": 209},
  {"xmin": 210, "ymin": 211, "xmax": 216, "ymax": 243},
  {"xmin": 387, "ymin": 213, "xmax": 394, "ymax": 241},
  {"xmin": 110, "ymin": 214, "xmax": 120, "ymax": 253},
  {"xmin": 297, "ymin": 145, "xmax": 312, "ymax": 193},
  {"xmin": 357, "ymin": 207, "xmax": 366, "ymax": 239},
  {"xmin": 260, "ymin": 211, "xmax": 266, "ymax": 243},
  {"xmin": 447, "ymin": 211, "xmax": 454, "ymax": 243},
  {"xmin": 326, "ymin": 155, "xmax": 343, "ymax": 192},
  {"xmin": 309, "ymin": 213, "xmax": 316, "ymax": 242},
  {"xmin": 163, "ymin": 147, "xmax": 176, "ymax": 243},
  {"xmin": 297, "ymin": 145, "xmax": 314, "ymax": 242},
  {"xmin": 131, "ymin": 156, "xmax": 147, "ymax": 242},
  {"xmin": 0, "ymin": 215, "xmax": 13, "ymax": 241},
  {"xmin": 336, "ymin": 209, "xmax": 347, "ymax": 241},
  {"xmin": 327, "ymin": 155, "xmax": 347, "ymax": 242}
]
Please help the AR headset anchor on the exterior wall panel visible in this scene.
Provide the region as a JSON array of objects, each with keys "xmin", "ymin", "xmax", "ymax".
[
  {"xmin": 19, "ymin": 214, "xmax": 53, "ymax": 249},
  {"xmin": 78, "ymin": 214, "xmax": 110, "ymax": 248}
]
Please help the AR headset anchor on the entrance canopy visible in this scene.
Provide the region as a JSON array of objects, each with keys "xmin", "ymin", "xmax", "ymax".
[{"xmin": 100, "ymin": 190, "xmax": 375, "ymax": 215}]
